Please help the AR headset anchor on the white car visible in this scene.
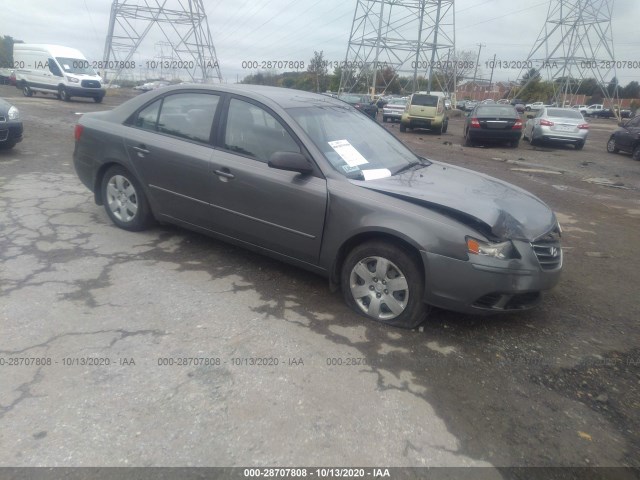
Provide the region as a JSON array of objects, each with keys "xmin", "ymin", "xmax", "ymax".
[{"xmin": 525, "ymin": 102, "xmax": 544, "ymax": 111}]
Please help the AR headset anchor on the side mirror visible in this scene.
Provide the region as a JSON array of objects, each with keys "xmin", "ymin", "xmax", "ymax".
[{"xmin": 268, "ymin": 152, "xmax": 313, "ymax": 174}]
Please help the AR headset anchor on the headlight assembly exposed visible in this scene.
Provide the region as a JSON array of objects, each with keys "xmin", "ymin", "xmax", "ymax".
[
  {"xmin": 466, "ymin": 236, "xmax": 518, "ymax": 260},
  {"xmin": 8, "ymin": 105, "xmax": 20, "ymax": 120}
]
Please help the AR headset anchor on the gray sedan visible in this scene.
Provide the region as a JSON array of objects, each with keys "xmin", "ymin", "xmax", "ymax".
[
  {"xmin": 523, "ymin": 107, "xmax": 589, "ymax": 150},
  {"xmin": 73, "ymin": 84, "xmax": 562, "ymax": 328}
]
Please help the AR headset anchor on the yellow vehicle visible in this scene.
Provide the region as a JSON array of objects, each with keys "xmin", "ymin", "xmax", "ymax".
[{"xmin": 400, "ymin": 92, "xmax": 448, "ymax": 134}]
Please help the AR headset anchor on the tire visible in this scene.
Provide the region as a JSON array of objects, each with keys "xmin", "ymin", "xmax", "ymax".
[
  {"xmin": 442, "ymin": 119, "xmax": 448, "ymax": 133},
  {"xmin": 633, "ymin": 146, "xmax": 640, "ymax": 161},
  {"xmin": 59, "ymin": 87, "xmax": 70, "ymax": 102},
  {"xmin": 383, "ymin": 116, "xmax": 388, "ymax": 123},
  {"xmin": 606, "ymin": 137, "xmax": 619, "ymax": 154},
  {"xmin": 575, "ymin": 141, "xmax": 584, "ymax": 150},
  {"xmin": 510, "ymin": 140, "xmax": 520, "ymax": 148},
  {"xmin": 22, "ymin": 83, "xmax": 33, "ymax": 97},
  {"xmin": 341, "ymin": 240, "xmax": 428, "ymax": 329},
  {"xmin": 94, "ymin": 96, "xmax": 104, "ymax": 104},
  {"xmin": 464, "ymin": 130, "xmax": 474, "ymax": 147},
  {"xmin": 399, "ymin": 123, "xmax": 407, "ymax": 133},
  {"xmin": 101, "ymin": 166, "xmax": 153, "ymax": 231}
]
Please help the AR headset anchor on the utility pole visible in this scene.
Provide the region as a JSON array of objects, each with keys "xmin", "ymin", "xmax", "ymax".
[
  {"xmin": 488, "ymin": 53, "xmax": 497, "ymax": 96},
  {"xmin": 472, "ymin": 43, "xmax": 485, "ymax": 85}
]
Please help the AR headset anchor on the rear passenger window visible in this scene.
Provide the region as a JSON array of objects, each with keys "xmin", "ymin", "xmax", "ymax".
[
  {"xmin": 224, "ymin": 98, "xmax": 300, "ymax": 162},
  {"xmin": 134, "ymin": 93, "xmax": 220, "ymax": 144}
]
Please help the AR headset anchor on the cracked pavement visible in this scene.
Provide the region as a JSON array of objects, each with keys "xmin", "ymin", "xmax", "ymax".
[{"xmin": 0, "ymin": 86, "xmax": 638, "ymax": 469}]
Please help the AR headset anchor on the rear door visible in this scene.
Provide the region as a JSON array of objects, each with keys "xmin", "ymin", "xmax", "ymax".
[
  {"xmin": 123, "ymin": 91, "xmax": 221, "ymax": 226},
  {"xmin": 207, "ymin": 96, "xmax": 327, "ymax": 265}
]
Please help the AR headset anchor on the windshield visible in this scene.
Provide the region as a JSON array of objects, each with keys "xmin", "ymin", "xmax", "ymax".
[
  {"xmin": 387, "ymin": 99, "xmax": 407, "ymax": 106},
  {"xmin": 287, "ymin": 105, "xmax": 424, "ymax": 180},
  {"xmin": 56, "ymin": 57, "xmax": 96, "ymax": 75}
]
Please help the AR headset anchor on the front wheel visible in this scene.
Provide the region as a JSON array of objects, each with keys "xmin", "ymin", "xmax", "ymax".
[
  {"xmin": 606, "ymin": 137, "xmax": 619, "ymax": 154},
  {"xmin": 101, "ymin": 166, "xmax": 153, "ymax": 231},
  {"xmin": 22, "ymin": 83, "xmax": 33, "ymax": 97},
  {"xmin": 94, "ymin": 96, "xmax": 104, "ymax": 104},
  {"xmin": 341, "ymin": 241, "xmax": 428, "ymax": 329},
  {"xmin": 59, "ymin": 87, "xmax": 70, "ymax": 102}
]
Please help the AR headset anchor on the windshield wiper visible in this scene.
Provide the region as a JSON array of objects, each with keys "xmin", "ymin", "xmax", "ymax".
[{"xmin": 393, "ymin": 157, "xmax": 430, "ymax": 176}]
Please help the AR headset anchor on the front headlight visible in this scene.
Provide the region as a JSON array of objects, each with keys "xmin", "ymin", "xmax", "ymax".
[
  {"xmin": 67, "ymin": 76, "xmax": 79, "ymax": 83},
  {"xmin": 466, "ymin": 236, "xmax": 518, "ymax": 260},
  {"xmin": 8, "ymin": 105, "xmax": 20, "ymax": 121}
]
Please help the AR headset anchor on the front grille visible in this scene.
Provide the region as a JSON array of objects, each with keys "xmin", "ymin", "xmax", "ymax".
[
  {"xmin": 81, "ymin": 80, "xmax": 101, "ymax": 88},
  {"xmin": 531, "ymin": 225, "xmax": 562, "ymax": 270},
  {"xmin": 473, "ymin": 291, "xmax": 541, "ymax": 310},
  {"xmin": 0, "ymin": 115, "xmax": 6, "ymax": 122}
]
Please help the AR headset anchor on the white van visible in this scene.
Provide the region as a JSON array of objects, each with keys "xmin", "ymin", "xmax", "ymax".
[{"xmin": 13, "ymin": 44, "xmax": 105, "ymax": 103}]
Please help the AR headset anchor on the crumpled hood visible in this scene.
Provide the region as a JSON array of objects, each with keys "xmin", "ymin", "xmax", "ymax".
[{"xmin": 351, "ymin": 160, "xmax": 557, "ymax": 242}]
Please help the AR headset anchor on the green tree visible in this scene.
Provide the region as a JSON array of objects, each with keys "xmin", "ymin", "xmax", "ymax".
[
  {"xmin": 308, "ymin": 50, "xmax": 328, "ymax": 93},
  {"xmin": 622, "ymin": 81, "xmax": 639, "ymax": 99},
  {"xmin": 0, "ymin": 35, "xmax": 23, "ymax": 69}
]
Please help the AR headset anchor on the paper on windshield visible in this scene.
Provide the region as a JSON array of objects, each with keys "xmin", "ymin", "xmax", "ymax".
[
  {"xmin": 362, "ymin": 168, "xmax": 391, "ymax": 181},
  {"xmin": 328, "ymin": 139, "xmax": 368, "ymax": 167}
]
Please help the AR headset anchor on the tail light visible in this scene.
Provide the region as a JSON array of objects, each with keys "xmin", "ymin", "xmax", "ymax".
[
  {"xmin": 470, "ymin": 118, "xmax": 481, "ymax": 128},
  {"xmin": 512, "ymin": 119, "xmax": 523, "ymax": 130},
  {"xmin": 74, "ymin": 124, "xmax": 84, "ymax": 141},
  {"xmin": 578, "ymin": 123, "xmax": 589, "ymax": 129},
  {"xmin": 539, "ymin": 119, "xmax": 554, "ymax": 126}
]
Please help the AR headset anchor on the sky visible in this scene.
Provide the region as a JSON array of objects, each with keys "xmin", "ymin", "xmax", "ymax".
[{"xmin": 2, "ymin": 0, "xmax": 639, "ymax": 86}]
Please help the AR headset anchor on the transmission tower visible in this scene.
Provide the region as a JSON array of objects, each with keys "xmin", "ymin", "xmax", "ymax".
[
  {"xmin": 339, "ymin": 0, "xmax": 455, "ymax": 96},
  {"xmin": 517, "ymin": 0, "xmax": 618, "ymax": 109},
  {"xmin": 103, "ymin": 0, "xmax": 222, "ymax": 84}
]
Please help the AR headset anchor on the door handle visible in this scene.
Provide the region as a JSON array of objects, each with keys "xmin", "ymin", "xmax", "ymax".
[
  {"xmin": 214, "ymin": 169, "xmax": 235, "ymax": 180},
  {"xmin": 132, "ymin": 145, "xmax": 150, "ymax": 157}
]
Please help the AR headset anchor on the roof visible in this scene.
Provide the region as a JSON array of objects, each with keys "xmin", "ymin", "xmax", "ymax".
[{"xmin": 162, "ymin": 83, "xmax": 344, "ymax": 109}]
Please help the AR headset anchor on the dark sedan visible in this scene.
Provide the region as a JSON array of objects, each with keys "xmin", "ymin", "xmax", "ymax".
[
  {"xmin": 0, "ymin": 97, "xmax": 23, "ymax": 150},
  {"xmin": 606, "ymin": 115, "xmax": 640, "ymax": 161},
  {"xmin": 338, "ymin": 93, "xmax": 378, "ymax": 118},
  {"xmin": 463, "ymin": 104, "xmax": 523, "ymax": 148},
  {"xmin": 73, "ymin": 85, "xmax": 562, "ymax": 328}
]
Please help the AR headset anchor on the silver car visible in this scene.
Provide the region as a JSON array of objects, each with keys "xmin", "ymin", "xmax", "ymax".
[
  {"xmin": 523, "ymin": 107, "xmax": 589, "ymax": 149},
  {"xmin": 73, "ymin": 84, "xmax": 562, "ymax": 328},
  {"xmin": 382, "ymin": 97, "xmax": 407, "ymax": 122}
]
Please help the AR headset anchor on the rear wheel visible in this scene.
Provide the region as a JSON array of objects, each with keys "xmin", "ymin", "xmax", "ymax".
[
  {"xmin": 101, "ymin": 166, "xmax": 153, "ymax": 231},
  {"xmin": 606, "ymin": 137, "xmax": 619, "ymax": 154},
  {"xmin": 399, "ymin": 123, "xmax": 407, "ymax": 132},
  {"xmin": 94, "ymin": 96, "xmax": 104, "ymax": 103},
  {"xmin": 633, "ymin": 146, "xmax": 640, "ymax": 161},
  {"xmin": 510, "ymin": 139, "xmax": 520, "ymax": 148},
  {"xmin": 442, "ymin": 119, "xmax": 448, "ymax": 133},
  {"xmin": 341, "ymin": 240, "xmax": 428, "ymax": 329},
  {"xmin": 575, "ymin": 141, "xmax": 584, "ymax": 150},
  {"xmin": 383, "ymin": 116, "xmax": 388, "ymax": 123}
]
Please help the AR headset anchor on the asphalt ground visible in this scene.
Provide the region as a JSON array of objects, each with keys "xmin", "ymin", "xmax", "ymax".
[{"xmin": 1, "ymin": 85, "xmax": 639, "ymax": 471}]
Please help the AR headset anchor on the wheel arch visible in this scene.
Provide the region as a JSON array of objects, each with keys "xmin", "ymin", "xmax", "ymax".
[
  {"xmin": 93, "ymin": 160, "xmax": 130, "ymax": 206},
  {"xmin": 329, "ymin": 230, "xmax": 425, "ymax": 292}
]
